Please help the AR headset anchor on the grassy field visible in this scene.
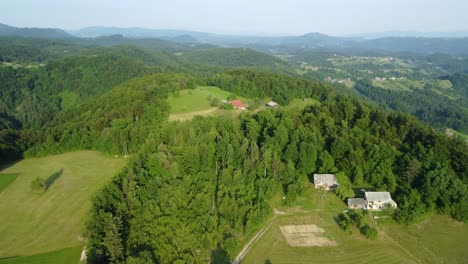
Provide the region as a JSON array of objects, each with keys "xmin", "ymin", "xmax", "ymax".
[
  {"xmin": 242, "ymin": 184, "xmax": 468, "ymax": 264},
  {"xmin": 0, "ymin": 246, "xmax": 81, "ymax": 264},
  {"xmin": 446, "ymin": 128, "xmax": 468, "ymax": 141},
  {"xmin": 0, "ymin": 174, "xmax": 18, "ymax": 192},
  {"xmin": 0, "ymin": 151, "xmax": 126, "ymax": 258},
  {"xmin": 167, "ymin": 86, "xmax": 233, "ymax": 114},
  {"xmin": 58, "ymin": 90, "xmax": 78, "ymax": 111},
  {"xmin": 372, "ymin": 79, "xmax": 421, "ymax": 91}
]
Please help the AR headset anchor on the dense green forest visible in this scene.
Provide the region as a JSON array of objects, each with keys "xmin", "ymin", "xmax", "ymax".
[
  {"xmin": 0, "ymin": 35, "xmax": 467, "ymax": 263},
  {"xmin": 353, "ymin": 79, "xmax": 468, "ymax": 133},
  {"xmin": 181, "ymin": 48, "xmax": 293, "ymax": 72}
]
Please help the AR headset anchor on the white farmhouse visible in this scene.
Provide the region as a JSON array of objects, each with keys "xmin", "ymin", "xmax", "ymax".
[
  {"xmin": 364, "ymin": 192, "xmax": 397, "ymax": 210},
  {"xmin": 313, "ymin": 174, "xmax": 339, "ymax": 190}
]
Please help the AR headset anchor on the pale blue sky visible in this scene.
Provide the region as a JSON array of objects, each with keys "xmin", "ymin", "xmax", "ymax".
[{"xmin": 1, "ymin": 0, "xmax": 467, "ymax": 35}]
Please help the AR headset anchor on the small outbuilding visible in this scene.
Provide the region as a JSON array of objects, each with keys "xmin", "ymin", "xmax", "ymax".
[
  {"xmin": 364, "ymin": 192, "xmax": 397, "ymax": 210},
  {"xmin": 266, "ymin": 101, "xmax": 279, "ymax": 108},
  {"xmin": 313, "ymin": 174, "xmax": 339, "ymax": 190},
  {"xmin": 230, "ymin": 99, "xmax": 247, "ymax": 110},
  {"xmin": 347, "ymin": 198, "xmax": 367, "ymax": 209}
]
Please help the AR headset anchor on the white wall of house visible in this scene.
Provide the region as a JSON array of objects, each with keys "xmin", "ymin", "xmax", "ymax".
[{"xmin": 365, "ymin": 200, "xmax": 397, "ymax": 210}]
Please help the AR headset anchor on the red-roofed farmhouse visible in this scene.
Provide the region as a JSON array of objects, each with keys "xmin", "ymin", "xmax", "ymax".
[{"xmin": 230, "ymin": 99, "xmax": 247, "ymax": 110}]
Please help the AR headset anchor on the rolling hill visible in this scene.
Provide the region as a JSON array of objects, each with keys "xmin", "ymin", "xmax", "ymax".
[
  {"xmin": 0, "ymin": 23, "xmax": 72, "ymax": 39},
  {"xmin": 181, "ymin": 48, "xmax": 294, "ymax": 72}
]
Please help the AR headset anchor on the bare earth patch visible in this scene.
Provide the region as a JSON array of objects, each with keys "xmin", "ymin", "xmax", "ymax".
[
  {"xmin": 168, "ymin": 108, "xmax": 218, "ymax": 121},
  {"xmin": 280, "ymin": 224, "xmax": 337, "ymax": 247}
]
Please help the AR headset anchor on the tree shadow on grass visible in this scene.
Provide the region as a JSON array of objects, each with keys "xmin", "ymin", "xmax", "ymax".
[
  {"xmin": 211, "ymin": 244, "xmax": 230, "ymax": 264},
  {"xmin": 43, "ymin": 168, "xmax": 63, "ymax": 191}
]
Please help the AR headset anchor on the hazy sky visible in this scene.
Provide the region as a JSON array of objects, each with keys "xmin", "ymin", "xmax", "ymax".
[{"xmin": 2, "ymin": 0, "xmax": 467, "ymax": 35}]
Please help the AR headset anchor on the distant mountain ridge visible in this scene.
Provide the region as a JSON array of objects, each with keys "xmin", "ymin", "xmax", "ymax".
[
  {"xmin": 0, "ymin": 23, "xmax": 72, "ymax": 38},
  {"xmin": 347, "ymin": 30, "xmax": 468, "ymax": 39},
  {"xmin": 2, "ymin": 23, "xmax": 468, "ymax": 55},
  {"xmin": 69, "ymin": 26, "xmax": 215, "ymax": 40}
]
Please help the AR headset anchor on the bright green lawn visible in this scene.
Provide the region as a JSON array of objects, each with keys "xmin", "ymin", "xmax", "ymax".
[
  {"xmin": 0, "ymin": 174, "xmax": 18, "ymax": 192},
  {"xmin": 0, "ymin": 151, "xmax": 126, "ymax": 258},
  {"xmin": 243, "ymin": 184, "xmax": 468, "ymax": 264},
  {"xmin": 167, "ymin": 86, "xmax": 233, "ymax": 114},
  {"xmin": 58, "ymin": 90, "xmax": 78, "ymax": 111},
  {"xmin": 0, "ymin": 246, "xmax": 81, "ymax": 264}
]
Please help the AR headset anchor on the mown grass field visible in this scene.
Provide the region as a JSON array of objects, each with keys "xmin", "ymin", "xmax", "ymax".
[
  {"xmin": 0, "ymin": 246, "xmax": 81, "ymax": 264},
  {"xmin": 0, "ymin": 151, "xmax": 126, "ymax": 258},
  {"xmin": 242, "ymin": 184, "xmax": 468, "ymax": 264},
  {"xmin": 0, "ymin": 174, "xmax": 18, "ymax": 192},
  {"xmin": 167, "ymin": 86, "xmax": 233, "ymax": 114}
]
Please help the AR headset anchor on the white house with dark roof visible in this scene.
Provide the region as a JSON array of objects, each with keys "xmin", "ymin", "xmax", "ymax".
[
  {"xmin": 364, "ymin": 192, "xmax": 397, "ymax": 210},
  {"xmin": 313, "ymin": 174, "xmax": 339, "ymax": 190}
]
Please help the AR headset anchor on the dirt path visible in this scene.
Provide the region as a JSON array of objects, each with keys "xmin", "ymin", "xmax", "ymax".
[
  {"xmin": 232, "ymin": 207, "xmax": 326, "ymax": 263},
  {"xmin": 232, "ymin": 216, "xmax": 277, "ymax": 264}
]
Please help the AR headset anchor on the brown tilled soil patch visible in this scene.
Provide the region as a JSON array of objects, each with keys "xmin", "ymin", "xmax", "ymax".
[{"xmin": 279, "ymin": 224, "xmax": 337, "ymax": 247}]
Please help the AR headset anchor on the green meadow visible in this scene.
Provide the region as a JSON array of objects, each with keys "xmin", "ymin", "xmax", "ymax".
[
  {"xmin": 242, "ymin": 185, "xmax": 468, "ymax": 264},
  {"xmin": 0, "ymin": 151, "xmax": 126, "ymax": 258},
  {"xmin": 0, "ymin": 247, "xmax": 81, "ymax": 264},
  {"xmin": 0, "ymin": 174, "xmax": 19, "ymax": 193},
  {"xmin": 167, "ymin": 86, "xmax": 233, "ymax": 114}
]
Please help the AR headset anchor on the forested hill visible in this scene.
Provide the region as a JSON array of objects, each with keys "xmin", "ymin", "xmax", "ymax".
[
  {"xmin": 181, "ymin": 48, "xmax": 294, "ymax": 72},
  {"xmin": 0, "ymin": 23, "xmax": 73, "ymax": 39},
  {"xmin": 0, "ymin": 46, "xmax": 191, "ymax": 163},
  {"xmin": 442, "ymin": 73, "xmax": 468, "ymax": 98},
  {"xmin": 0, "ymin": 35, "xmax": 467, "ymax": 263},
  {"xmin": 353, "ymin": 79, "xmax": 468, "ymax": 133},
  {"xmin": 12, "ymin": 68, "xmax": 464, "ymax": 263}
]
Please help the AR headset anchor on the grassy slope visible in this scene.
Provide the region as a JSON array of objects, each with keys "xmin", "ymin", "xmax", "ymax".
[
  {"xmin": 0, "ymin": 151, "xmax": 126, "ymax": 258},
  {"xmin": 447, "ymin": 128, "xmax": 468, "ymax": 141},
  {"xmin": 0, "ymin": 246, "xmax": 81, "ymax": 264},
  {"xmin": 0, "ymin": 174, "xmax": 18, "ymax": 192},
  {"xmin": 167, "ymin": 88, "xmax": 320, "ymax": 122},
  {"xmin": 167, "ymin": 86, "xmax": 233, "ymax": 114},
  {"xmin": 383, "ymin": 215, "xmax": 467, "ymax": 264},
  {"xmin": 58, "ymin": 90, "xmax": 78, "ymax": 111},
  {"xmin": 243, "ymin": 185, "xmax": 468, "ymax": 264}
]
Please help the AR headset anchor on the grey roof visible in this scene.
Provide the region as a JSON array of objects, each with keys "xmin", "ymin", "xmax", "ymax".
[
  {"xmin": 365, "ymin": 192, "xmax": 395, "ymax": 203},
  {"xmin": 313, "ymin": 174, "xmax": 338, "ymax": 186},
  {"xmin": 348, "ymin": 198, "xmax": 367, "ymax": 206},
  {"xmin": 267, "ymin": 101, "xmax": 278, "ymax": 107}
]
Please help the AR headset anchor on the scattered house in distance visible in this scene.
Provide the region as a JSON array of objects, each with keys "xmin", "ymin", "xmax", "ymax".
[
  {"xmin": 313, "ymin": 174, "xmax": 339, "ymax": 190},
  {"xmin": 266, "ymin": 101, "xmax": 279, "ymax": 108},
  {"xmin": 221, "ymin": 99, "xmax": 228, "ymax": 104},
  {"xmin": 364, "ymin": 192, "xmax": 397, "ymax": 210},
  {"xmin": 230, "ymin": 99, "xmax": 247, "ymax": 110},
  {"xmin": 347, "ymin": 198, "xmax": 367, "ymax": 209}
]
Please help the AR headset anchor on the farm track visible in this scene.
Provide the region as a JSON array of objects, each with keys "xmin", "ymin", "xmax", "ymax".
[{"xmin": 232, "ymin": 215, "xmax": 277, "ymax": 264}]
